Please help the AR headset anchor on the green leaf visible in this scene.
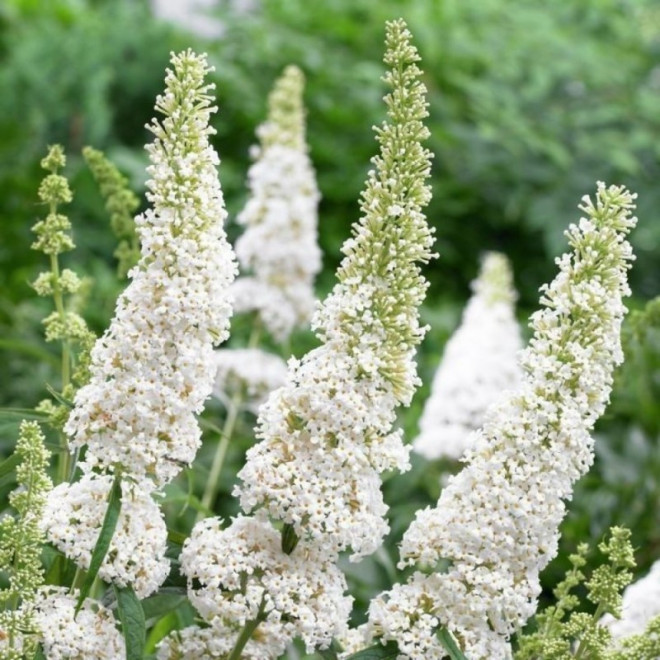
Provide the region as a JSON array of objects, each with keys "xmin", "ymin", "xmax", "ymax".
[
  {"xmin": 167, "ymin": 528, "xmax": 187, "ymax": 546},
  {"xmin": 141, "ymin": 587, "xmax": 188, "ymax": 620},
  {"xmin": 75, "ymin": 473, "xmax": 122, "ymax": 613},
  {"xmin": 0, "ymin": 452, "xmax": 19, "ymax": 479},
  {"xmin": 345, "ymin": 641, "xmax": 399, "ymax": 659},
  {"xmin": 437, "ymin": 627, "xmax": 468, "ymax": 660},
  {"xmin": 145, "ymin": 610, "xmax": 179, "ymax": 654},
  {"xmin": 114, "ymin": 584, "xmax": 146, "ymax": 660},
  {"xmin": 281, "ymin": 522, "xmax": 299, "ymax": 555},
  {"xmin": 45, "ymin": 383, "xmax": 74, "ymax": 409},
  {"xmin": 317, "ymin": 639, "xmax": 343, "ymax": 659},
  {"xmin": 0, "ymin": 407, "xmax": 50, "ymax": 422},
  {"xmin": 34, "ymin": 645, "xmax": 47, "ymax": 660}
]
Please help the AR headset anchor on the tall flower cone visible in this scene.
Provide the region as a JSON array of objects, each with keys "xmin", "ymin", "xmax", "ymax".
[
  {"xmin": 64, "ymin": 50, "xmax": 237, "ymax": 487},
  {"xmin": 231, "ymin": 64, "xmax": 322, "ymax": 341},
  {"xmin": 42, "ymin": 50, "xmax": 237, "ymax": 601},
  {"xmin": 167, "ymin": 19, "xmax": 435, "ymax": 659},
  {"xmin": 367, "ymin": 183, "xmax": 637, "ymax": 659}
]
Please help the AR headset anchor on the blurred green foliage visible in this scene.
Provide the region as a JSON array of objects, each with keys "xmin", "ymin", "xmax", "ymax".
[{"xmin": 0, "ymin": 0, "xmax": 659, "ymax": 655}]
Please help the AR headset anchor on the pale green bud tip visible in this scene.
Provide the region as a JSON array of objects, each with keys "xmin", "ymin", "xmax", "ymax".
[
  {"xmin": 15, "ymin": 421, "xmax": 51, "ymax": 491},
  {"xmin": 83, "ymin": 144, "xmax": 140, "ymax": 277},
  {"xmin": 40, "ymin": 144, "xmax": 66, "ymax": 172},
  {"xmin": 384, "ymin": 18, "xmax": 422, "ymax": 67},
  {"xmin": 578, "ymin": 181, "xmax": 638, "ymax": 234},
  {"xmin": 154, "ymin": 49, "xmax": 216, "ymax": 121},
  {"xmin": 600, "ymin": 526, "xmax": 636, "ymax": 570},
  {"xmin": 473, "ymin": 252, "xmax": 517, "ymax": 306},
  {"xmin": 259, "ymin": 64, "xmax": 306, "ymax": 151}
]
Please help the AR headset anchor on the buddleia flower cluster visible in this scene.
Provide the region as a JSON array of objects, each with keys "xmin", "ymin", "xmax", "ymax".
[
  {"xmin": 33, "ymin": 587, "xmax": 125, "ymax": 659},
  {"xmin": 83, "ymin": 145, "xmax": 141, "ymax": 278},
  {"xmin": 0, "ymin": 422, "xmax": 52, "ymax": 659},
  {"xmin": 366, "ymin": 183, "xmax": 637, "ymax": 659},
  {"xmin": 230, "ymin": 64, "xmax": 322, "ymax": 342},
  {"xmin": 162, "ymin": 19, "xmax": 434, "ymax": 658},
  {"xmin": 42, "ymin": 50, "xmax": 237, "ymax": 600},
  {"xmin": 413, "ymin": 252, "xmax": 523, "ymax": 460}
]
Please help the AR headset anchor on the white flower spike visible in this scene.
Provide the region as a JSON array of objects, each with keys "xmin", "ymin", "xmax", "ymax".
[
  {"xmin": 64, "ymin": 50, "xmax": 237, "ymax": 487},
  {"xmin": 368, "ymin": 183, "xmax": 637, "ymax": 659}
]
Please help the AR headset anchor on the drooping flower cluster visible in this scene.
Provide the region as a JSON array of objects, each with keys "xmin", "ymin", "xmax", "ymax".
[
  {"xmin": 0, "ymin": 421, "xmax": 52, "ymax": 659},
  {"xmin": 212, "ymin": 348, "xmax": 288, "ymax": 412},
  {"xmin": 33, "ymin": 587, "xmax": 125, "ymax": 659},
  {"xmin": 413, "ymin": 252, "xmax": 523, "ymax": 460},
  {"xmin": 171, "ymin": 20, "xmax": 434, "ymax": 656},
  {"xmin": 367, "ymin": 183, "xmax": 637, "ymax": 659},
  {"xmin": 43, "ymin": 474, "xmax": 170, "ymax": 598},
  {"xmin": 236, "ymin": 18, "xmax": 434, "ymax": 560},
  {"xmin": 41, "ymin": 50, "xmax": 236, "ymax": 602},
  {"xmin": 231, "ymin": 64, "xmax": 321, "ymax": 341}
]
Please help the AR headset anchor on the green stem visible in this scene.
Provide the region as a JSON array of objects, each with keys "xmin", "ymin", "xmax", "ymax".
[
  {"xmin": 196, "ymin": 321, "xmax": 263, "ymax": 522},
  {"xmin": 197, "ymin": 388, "xmax": 242, "ymax": 521},
  {"xmin": 49, "ymin": 232, "xmax": 72, "ymax": 485},
  {"xmin": 227, "ymin": 599, "xmax": 267, "ymax": 660},
  {"xmin": 70, "ymin": 566, "xmax": 85, "ymax": 592},
  {"xmin": 573, "ymin": 602, "xmax": 606, "ymax": 660}
]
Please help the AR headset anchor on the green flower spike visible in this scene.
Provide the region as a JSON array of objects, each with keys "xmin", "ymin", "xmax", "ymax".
[
  {"xmin": 0, "ymin": 421, "xmax": 52, "ymax": 659},
  {"xmin": 83, "ymin": 146, "xmax": 141, "ymax": 278}
]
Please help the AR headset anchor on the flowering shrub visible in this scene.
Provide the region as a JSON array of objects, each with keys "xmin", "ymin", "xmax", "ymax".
[{"xmin": 0, "ymin": 15, "xmax": 658, "ymax": 660}]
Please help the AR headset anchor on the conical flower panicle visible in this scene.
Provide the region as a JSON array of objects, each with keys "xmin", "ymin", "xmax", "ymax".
[
  {"xmin": 231, "ymin": 64, "xmax": 321, "ymax": 340},
  {"xmin": 321, "ymin": 18, "xmax": 434, "ymax": 404},
  {"xmin": 236, "ymin": 17, "xmax": 434, "ymax": 560},
  {"xmin": 367, "ymin": 183, "xmax": 637, "ymax": 659},
  {"xmin": 175, "ymin": 20, "xmax": 435, "ymax": 657},
  {"xmin": 64, "ymin": 50, "xmax": 236, "ymax": 487},
  {"xmin": 258, "ymin": 64, "xmax": 306, "ymax": 151},
  {"xmin": 413, "ymin": 252, "xmax": 523, "ymax": 460},
  {"xmin": 43, "ymin": 50, "xmax": 236, "ymax": 604}
]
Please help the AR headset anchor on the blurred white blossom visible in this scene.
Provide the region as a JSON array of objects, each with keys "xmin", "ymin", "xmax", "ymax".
[
  {"xmin": 413, "ymin": 252, "xmax": 523, "ymax": 460},
  {"xmin": 232, "ymin": 65, "xmax": 321, "ymax": 342},
  {"xmin": 212, "ymin": 347, "xmax": 287, "ymax": 412},
  {"xmin": 157, "ymin": 620, "xmax": 288, "ymax": 660},
  {"xmin": 603, "ymin": 559, "xmax": 660, "ymax": 640}
]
